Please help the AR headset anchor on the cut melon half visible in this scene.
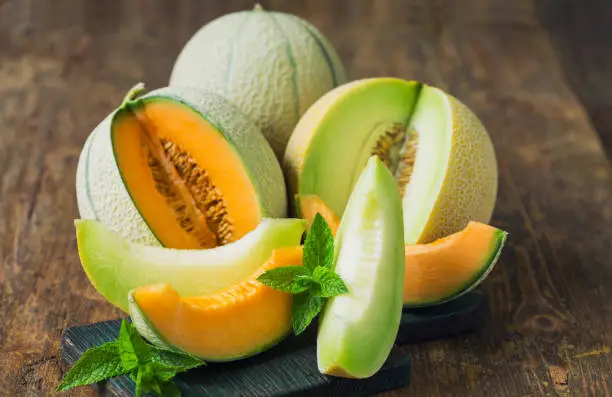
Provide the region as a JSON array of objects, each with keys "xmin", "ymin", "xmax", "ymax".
[
  {"xmin": 76, "ymin": 84, "xmax": 286, "ymax": 249},
  {"xmin": 129, "ymin": 246, "xmax": 303, "ymax": 361},
  {"xmin": 284, "ymin": 78, "xmax": 498, "ymax": 244},
  {"xmin": 75, "ymin": 217, "xmax": 305, "ymax": 312},
  {"xmin": 317, "ymin": 156, "xmax": 405, "ymax": 379},
  {"xmin": 403, "ymin": 221, "xmax": 507, "ymax": 307}
]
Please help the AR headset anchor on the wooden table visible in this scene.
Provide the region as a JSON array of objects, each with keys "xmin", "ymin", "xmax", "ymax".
[{"xmin": 1, "ymin": 0, "xmax": 611, "ymax": 396}]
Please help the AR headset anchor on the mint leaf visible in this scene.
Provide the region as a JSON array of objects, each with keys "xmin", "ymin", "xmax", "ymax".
[
  {"xmin": 118, "ymin": 319, "xmax": 152, "ymax": 371},
  {"xmin": 257, "ymin": 266, "xmax": 312, "ymax": 293},
  {"xmin": 291, "ymin": 292, "xmax": 324, "ymax": 335},
  {"xmin": 303, "ymin": 213, "xmax": 334, "ymax": 271},
  {"xmin": 57, "ymin": 319, "xmax": 205, "ymax": 396},
  {"xmin": 311, "ymin": 267, "xmax": 349, "ymax": 298},
  {"xmin": 137, "ymin": 363, "xmax": 164, "ymax": 397},
  {"xmin": 57, "ymin": 342, "xmax": 125, "ymax": 391},
  {"xmin": 160, "ymin": 380, "xmax": 182, "ymax": 397},
  {"xmin": 151, "ymin": 347, "xmax": 204, "ymax": 374}
]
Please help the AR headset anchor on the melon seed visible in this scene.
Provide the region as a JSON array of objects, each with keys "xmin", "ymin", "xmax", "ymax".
[
  {"xmin": 134, "ymin": 111, "xmax": 234, "ymax": 248},
  {"xmin": 370, "ymin": 123, "xmax": 419, "ymax": 197},
  {"xmin": 162, "ymin": 139, "xmax": 235, "ymax": 246}
]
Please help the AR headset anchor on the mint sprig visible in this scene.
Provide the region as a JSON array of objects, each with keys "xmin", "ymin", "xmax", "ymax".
[
  {"xmin": 258, "ymin": 213, "xmax": 348, "ymax": 335},
  {"xmin": 58, "ymin": 319, "xmax": 204, "ymax": 396}
]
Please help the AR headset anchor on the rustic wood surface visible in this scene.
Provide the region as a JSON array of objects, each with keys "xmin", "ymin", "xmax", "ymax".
[{"xmin": 1, "ymin": 0, "xmax": 611, "ymax": 396}]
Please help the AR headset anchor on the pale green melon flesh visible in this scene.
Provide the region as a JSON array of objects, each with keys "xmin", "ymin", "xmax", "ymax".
[
  {"xmin": 76, "ymin": 218, "xmax": 305, "ymax": 312},
  {"xmin": 293, "ymin": 80, "xmax": 491, "ymax": 245},
  {"xmin": 298, "ymin": 79, "xmax": 421, "ymax": 217},
  {"xmin": 317, "ymin": 156, "xmax": 405, "ymax": 379},
  {"xmin": 401, "ymin": 86, "xmax": 452, "ymax": 244}
]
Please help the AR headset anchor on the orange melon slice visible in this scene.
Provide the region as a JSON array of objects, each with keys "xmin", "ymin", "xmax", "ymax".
[
  {"xmin": 129, "ymin": 246, "xmax": 303, "ymax": 361},
  {"xmin": 295, "ymin": 194, "xmax": 341, "ymax": 236},
  {"xmin": 403, "ymin": 221, "xmax": 507, "ymax": 306}
]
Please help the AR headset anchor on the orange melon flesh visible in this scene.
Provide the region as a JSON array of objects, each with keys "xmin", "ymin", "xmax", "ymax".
[
  {"xmin": 403, "ymin": 221, "xmax": 506, "ymax": 305},
  {"xmin": 112, "ymin": 98, "xmax": 261, "ymax": 249},
  {"xmin": 132, "ymin": 246, "xmax": 303, "ymax": 360},
  {"xmin": 296, "ymin": 194, "xmax": 340, "ymax": 236}
]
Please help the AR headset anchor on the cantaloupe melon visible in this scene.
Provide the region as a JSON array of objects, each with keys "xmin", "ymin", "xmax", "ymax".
[
  {"xmin": 403, "ymin": 221, "xmax": 507, "ymax": 306},
  {"xmin": 76, "ymin": 83, "xmax": 286, "ymax": 249},
  {"xmin": 129, "ymin": 246, "xmax": 303, "ymax": 361},
  {"xmin": 284, "ymin": 78, "xmax": 498, "ymax": 245},
  {"xmin": 169, "ymin": 5, "xmax": 346, "ymax": 159},
  {"xmin": 75, "ymin": 217, "xmax": 305, "ymax": 312}
]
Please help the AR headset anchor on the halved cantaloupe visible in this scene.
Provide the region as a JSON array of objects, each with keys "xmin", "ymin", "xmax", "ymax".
[
  {"xmin": 296, "ymin": 194, "xmax": 340, "ymax": 236},
  {"xmin": 403, "ymin": 221, "xmax": 507, "ymax": 306},
  {"xmin": 76, "ymin": 84, "xmax": 286, "ymax": 249},
  {"xmin": 129, "ymin": 246, "xmax": 303, "ymax": 361}
]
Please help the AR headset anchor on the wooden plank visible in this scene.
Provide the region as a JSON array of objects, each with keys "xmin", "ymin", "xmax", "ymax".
[
  {"xmin": 537, "ymin": 0, "xmax": 612, "ymax": 159},
  {"xmin": 1, "ymin": 0, "xmax": 611, "ymax": 396},
  {"xmin": 405, "ymin": 0, "xmax": 612, "ymax": 396},
  {"xmin": 61, "ymin": 319, "xmax": 411, "ymax": 397}
]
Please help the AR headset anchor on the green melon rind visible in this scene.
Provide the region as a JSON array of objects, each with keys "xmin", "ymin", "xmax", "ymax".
[
  {"xmin": 76, "ymin": 85, "xmax": 286, "ymax": 247},
  {"xmin": 128, "ymin": 291, "xmax": 291, "ymax": 362},
  {"xmin": 285, "ymin": 14, "xmax": 347, "ymax": 87},
  {"xmin": 403, "ymin": 228, "xmax": 508, "ymax": 308},
  {"xmin": 76, "ymin": 217, "xmax": 306, "ymax": 312}
]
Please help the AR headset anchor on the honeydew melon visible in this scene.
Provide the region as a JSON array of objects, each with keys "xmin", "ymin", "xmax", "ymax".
[
  {"xmin": 129, "ymin": 246, "xmax": 303, "ymax": 361},
  {"xmin": 317, "ymin": 156, "xmax": 405, "ymax": 379},
  {"xmin": 75, "ymin": 217, "xmax": 305, "ymax": 312},
  {"xmin": 169, "ymin": 4, "xmax": 346, "ymax": 159},
  {"xmin": 284, "ymin": 78, "xmax": 498, "ymax": 244},
  {"xmin": 76, "ymin": 83, "xmax": 286, "ymax": 249}
]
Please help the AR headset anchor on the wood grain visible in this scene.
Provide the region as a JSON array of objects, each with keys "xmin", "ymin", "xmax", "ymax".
[{"xmin": 1, "ymin": 0, "xmax": 611, "ymax": 396}]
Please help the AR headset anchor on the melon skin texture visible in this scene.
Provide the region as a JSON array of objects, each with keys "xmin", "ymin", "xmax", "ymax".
[
  {"xmin": 284, "ymin": 78, "xmax": 498, "ymax": 245},
  {"xmin": 75, "ymin": 84, "xmax": 286, "ymax": 247},
  {"xmin": 129, "ymin": 246, "xmax": 304, "ymax": 361},
  {"xmin": 169, "ymin": 5, "xmax": 346, "ymax": 159},
  {"xmin": 75, "ymin": 217, "xmax": 305, "ymax": 312},
  {"xmin": 317, "ymin": 156, "xmax": 405, "ymax": 379}
]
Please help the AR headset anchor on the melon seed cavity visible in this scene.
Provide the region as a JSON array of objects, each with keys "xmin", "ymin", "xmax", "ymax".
[
  {"xmin": 135, "ymin": 111, "xmax": 234, "ymax": 248},
  {"xmin": 370, "ymin": 123, "xmax": 419, "ymax": 197}
]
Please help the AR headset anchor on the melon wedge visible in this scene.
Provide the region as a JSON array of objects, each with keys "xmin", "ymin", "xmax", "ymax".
[
  {"xmin": 295, "ymin": 194, "xmax": 340, "ymax": 236},
  {"xmin": 403, "ymin": 221, "xmax": 507, "ymax": 306},
  {"xmin": 284, "ymin": 78, "xmax": 498, "ymax": 244},
  {"xmin": 317, "ymin": 156, "xmax": 405, "ymax": 379},
  {"xmin": 129, "ymin": 246, "xmax": 303, "ymax": 361},
  {"xmin": 75, "ymin": 218, "xmax": 305, "ymax": 312}
]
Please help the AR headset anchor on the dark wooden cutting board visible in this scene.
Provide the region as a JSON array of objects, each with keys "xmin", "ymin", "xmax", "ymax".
[{"xmin": 61, "ymin": 290, "xmax": 487, "ymax": 396}]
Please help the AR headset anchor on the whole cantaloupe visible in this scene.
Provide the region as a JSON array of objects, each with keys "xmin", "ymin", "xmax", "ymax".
[{"xmin": 169, "ymin": 4, "xmax": 346, "ymax": 159}]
